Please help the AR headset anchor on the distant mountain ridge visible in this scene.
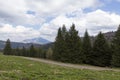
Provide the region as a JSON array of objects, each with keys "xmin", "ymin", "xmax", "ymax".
[
  {"xmin": 0, "ymin": 40, "xmax": 53, "ymax": 50},
  {"xmin": 103, "ymin": 31, "xmax": 115, "ymax": 42},
  {"xmin": 23, "ymin": 37, "xmax": 51, "ymax": 44},
  {"xmin": 0, "ymin": 40, "xmax": 41, "ymax": 49},
  {"xmin": 0, "ymin": 31, "xmax": 116, "ymax": 50}
]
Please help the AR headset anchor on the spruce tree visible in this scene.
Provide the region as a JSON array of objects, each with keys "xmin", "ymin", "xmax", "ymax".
[
  {"xmin": 82, "ymin": 30, "xmax": 92, "ymax": 64},
  {"xmin": 92, "ymin": 32, "xmax": 111, "ymax": 66},
  {"xmin": 60, "ymin": 25, "xmax": 68, "ymax": 62},
  {"xmin": 15, "ymin": 47, "xmax": 20, "ymax": 56},
  {"xmin": 53, "ymin": 27, "xmax": 64, "ymax": 61},
  {"xmin": 37, "ymin": 48, "xmax": 43, "ymax": 58},
  {"xmin": 61, "ymin": 25, "xmax": 67, "ymax": 39},
  {"xmin": 12, "ymin": 47, "xmax": 20, "ymax": 56},
  {"xmin": 112, "ymin": 25, "xmax": 120, "ymax": 67},
  {"xmin": 29, "ymin": 44, "xmax": 36, "ymax": 57},
  {"xmin": 64, "ymin": 32, "xmax": 71, "ymax": 62},
  {"xmin": 65, "ymin": 24, "xmax": 83, "ymax": 63},
  {"xmin": 22, "ymin": 46, "xmax": 27, "ymax": 56},
  {"xmin": 3, "ymin": 39, "xmax": 12, "ymax": 55}
]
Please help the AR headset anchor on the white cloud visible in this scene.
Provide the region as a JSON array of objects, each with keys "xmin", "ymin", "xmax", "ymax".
[
  {"xmin": 0, "ymin": 0, "xmax": 101, "ymax": 26},
  {"xmin": 27, "ymin": 0, "xmax": 100, "ymax": 13},
  {"xmin": 39, "ymin": 9, "xmax": 120, "ymax": 41},
  {"xmin": 85, "ymin": 10, "xmax": 120, "ymax": 28},
  {"xmin": 0, "ymin": 24, "xmax": 40, "ymax": 42},
  {"xmin": 0, "ymin": 0, "xmax": 120, "ymax": 42},
  {"xmin": 0, "ymin": 0, "xmax": 45, "ymax": 26},
  {"xmin": 0, "ymin": 0, "xmax": 102, "ymax": 41}
]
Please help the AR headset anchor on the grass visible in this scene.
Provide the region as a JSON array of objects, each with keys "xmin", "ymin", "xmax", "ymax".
[{"xmin": 0, "ymin": 55, "xmax": 120, "ymax": 80}]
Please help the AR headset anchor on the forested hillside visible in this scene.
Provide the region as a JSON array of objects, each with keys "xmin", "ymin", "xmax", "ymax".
[{"xmin": 2, "ymin": 24, "xmax": 120, "ymax": 67}]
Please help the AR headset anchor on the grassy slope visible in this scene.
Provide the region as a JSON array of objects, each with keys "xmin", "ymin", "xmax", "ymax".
[{"xmin": 0, "ymin": 55, "xmax": 120, "ymax": 80}]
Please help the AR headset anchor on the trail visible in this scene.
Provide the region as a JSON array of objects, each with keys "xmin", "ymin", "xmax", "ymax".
[{"xmin": 23, "ymin": 57, "xmax": 120, "ymax": 71}]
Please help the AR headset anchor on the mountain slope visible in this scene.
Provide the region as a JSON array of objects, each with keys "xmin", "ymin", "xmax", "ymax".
[
  {"xmin": 23, "ymin": 37, "xmax": 51, "ymax": 44},
  {"xmin": 0, "ymin": 31, "xmax": 115, "ymax": 50},
  {"xmin": 0, "ymin": 40, "xmax": 42, "ymax": 49},
  {"xmin": 0, "ymin": 40, "xmax": 53, "ymax": 50},
  {"xmin": 103, "ymin": 31, "xmax": 115, "ymax": 42}
]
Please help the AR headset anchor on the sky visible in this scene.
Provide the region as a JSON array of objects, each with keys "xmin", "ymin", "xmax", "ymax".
[{"xmin": 0, "ymin": 0, "xmax": 120, "ymax": 42}]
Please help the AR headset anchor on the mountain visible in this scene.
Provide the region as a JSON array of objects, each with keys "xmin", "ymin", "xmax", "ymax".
[
  {"xmin": 0, "ymin": 40, "xmax": 53, "ymax": 50},
  {"xmin": 103, "ymin": 31, "xmax": 115, "ymax": 42},
  {"xmin": 23, "ymin": 37, "xmax": 51, "ymax": 45},
  {"xmin": 0, "ymin": 31, "xmax": 116, "ymax": 50},
  {"xmin": 81, "ymin": 31, "xmax": 115, "ymax": 44},
  {"xmin": 0, "ymin": 40, "xmax": 42, "ymax": 50}
]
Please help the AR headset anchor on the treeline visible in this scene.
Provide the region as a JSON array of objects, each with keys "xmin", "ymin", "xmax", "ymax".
[
  {"xmin": 53, "ymin": 24, "xmax": 120, "ymax": 67},
  {"xmin": 3, "ymin": 24, "xmax": 120, "ymax": 67},
  {"xmin": 3, "ymin": 39, "xmax": 52, "ymax": 59}
]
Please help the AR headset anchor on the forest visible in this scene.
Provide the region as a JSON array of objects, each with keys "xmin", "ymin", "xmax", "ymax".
[{"xmin": 3, "ymin": 24, "xmax": 120, "ymax": 67}]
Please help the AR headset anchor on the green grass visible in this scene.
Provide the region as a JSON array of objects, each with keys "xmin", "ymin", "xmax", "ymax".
[{"xmin": 0, "ymin": 55, "xmax": 120, "ymax": 80}]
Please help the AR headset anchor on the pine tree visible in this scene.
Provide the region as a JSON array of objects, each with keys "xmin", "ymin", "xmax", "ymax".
[
  {"xmin": 63, "ymin": 32, "xmax": 71, "ymax": 62},
  {"xmin": 82, "ymin": 30, "xmax": 92, "ymax": 64},
  {"xmin": 3, "ymin": 39, "xmax": 12, "ymax": 55},
  {"xmin": 112, "ymin": 25, "xmax": 120, "ymax": 67},
  {"xmin": 15, "ymin": 47, "xmax": 20, "ymax": 56},
  {"xmin": 60, "ymin": 25, "xmax": 68, "ymax": 62},
  {"xmin": 61, "ymin": 25, "xmax": 67, "ymax": 39},
  {"xmin": 37, "ymin": 48, "xmax": 43, "ymax": 58},
  {"xmin": 92, "ymin": 32, "xmax": 111, "ymax": 66},
  {"xmin": 22, "ymin": 46, "xmax": 27, "ymax": 56},
  {"xmin": 29, "ymin": 44, "xmax": 36, "ymax": 57},
  {"xmin": 12, "ymin": 47, "xmax": 20, "ymax": 56},
  {"xmin": 53, "ymin": 27, "xmax": 64, "ymax": 61},
  {"xmin": 65, "ymin": 24, "xmax": 83, "ymax": 63}
]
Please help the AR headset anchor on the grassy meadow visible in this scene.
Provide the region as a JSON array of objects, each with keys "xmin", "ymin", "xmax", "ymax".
[{"xmin": 0, "ymin": 55, "xmax": 120, "ymax": 80}]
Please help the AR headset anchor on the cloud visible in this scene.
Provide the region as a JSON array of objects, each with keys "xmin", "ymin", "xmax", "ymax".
[
  {"xmin": 27, "ymin": 0, "xmax": 100, "ymax": 13},
  {"xmin": 0, "ymin": 0, "xmax": 103, "ymax": 41},
  {"xmin": 0, "ymin": 0, "xmax": 120, "ymax": 42},
  {"xmin": 0, "ymin": 0, "xmax": 45, "ymax": 26},
  {"xmin": 0, "ymin": 24, "xmax": 40, "ymax": 42},
  {"xmin": 39, "ymin": 9, "xmax": 120, "ymax": 41},
  {"xmin": 0, "ymin": 0, "xmax": 101, "ymax": 26}
]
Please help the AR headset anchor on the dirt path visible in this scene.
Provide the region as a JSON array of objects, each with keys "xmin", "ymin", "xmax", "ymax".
[{"xmin": 23, "ymin": 57, "xmax": 120, "ymax": 71}]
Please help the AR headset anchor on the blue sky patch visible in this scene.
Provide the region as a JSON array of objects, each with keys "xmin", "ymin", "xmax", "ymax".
[
  {"xmin": 100, "ymin": 0, "xmax": 120, "ymax": 14},
  {"xmin": 26, "ymin": 10, "xmax": 36, "ymax": 15}
]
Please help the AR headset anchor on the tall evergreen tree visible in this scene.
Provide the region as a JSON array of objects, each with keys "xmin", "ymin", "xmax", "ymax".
[
  {"xmin": 82, "ymin": 30, "xmax": 92, "ymax": 64},
  {"xmin": 37, "ymin": 48, "xmax": 44, "ymax": 58},
  {"xmin": 60, "ymin": 25, "xmax": 68, "ymax": 61},
  {"xmin": 92, "ymin": 32, "xmax": 111, "ymax": 66},
  {"xmin": 112, "ymin": 25, "xmax": 120, "ymax": 67},
  {"xmin": 3, "ymin": 39, "xmax": 12, "ymax": 55},
  {"xmin": 53, "ymin": 27, "xmax": 64, "ymax": 61},
  {"xmin": 15, "ymin": 47, "xmax": 20, "ymax": 56},
  {"xmin": 22, "ymin": 46, "xmax": 27, "ymax": 56},
  {"xmin": 61, "ymin": 25, "xmax": 67, "ymax": 39},
  {"xmin": 29, "ymin": 44, "xmax": 36, "ymax": 57},
  {"xmin": 64, "ymin": 32, "xmax": 71, "ymax": 62},
  {"xmin": 65, "ymin": 24, "xmax": 83, "ymax": 63},
  {"xmin": 12, "ymin": 47, "xmax": 20, "ymax": 56}
]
